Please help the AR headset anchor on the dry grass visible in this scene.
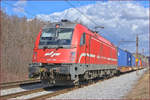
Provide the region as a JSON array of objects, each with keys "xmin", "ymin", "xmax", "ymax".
[{"xmin": 125, "ymin": 69, "xmax": 149, "ymax": 99}]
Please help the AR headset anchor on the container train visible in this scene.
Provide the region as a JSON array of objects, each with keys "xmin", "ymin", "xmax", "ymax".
[{"xmin": 29, "ymin": 20, "xmax": 147, "ymax": 86}]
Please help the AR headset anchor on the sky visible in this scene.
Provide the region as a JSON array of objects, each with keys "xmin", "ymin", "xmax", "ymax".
[
  {"xmin": 1, "ymin": 0, "xmax": 150, "ymax": 56},
  {"xmin": 2, "ymin": 0, "xmax": 97, "ymax": 18},
  {"xmin": 1, "ymin": 0, "xmax": 149, "ymax": 19}
]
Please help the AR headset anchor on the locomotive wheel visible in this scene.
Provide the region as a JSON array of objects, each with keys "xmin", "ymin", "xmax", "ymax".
[{"xmin": 74, "ymin": 80, "xmax": 80, "ymax": 86}]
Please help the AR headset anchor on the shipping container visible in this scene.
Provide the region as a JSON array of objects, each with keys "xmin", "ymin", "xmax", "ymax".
[
  {"xmin": 131, "ymin": 55, "xmax": 135, "ymax": 66},
  {"xmin": 117, "ymin": 48, "xmax": 132, "ymax": 67},
  {"xmin": 127, "ymin": 52, "xmax": 132, "ymax": 66},
  {"xmin": 118, "ymin": 48, "xmax": 127, "ymax": 67},
  {"xmin": 138, "ymin": 59, "xmax": 142, "ymax": 66}
]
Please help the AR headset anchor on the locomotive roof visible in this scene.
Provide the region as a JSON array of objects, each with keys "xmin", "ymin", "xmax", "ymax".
[
  {"xmin": 43, "ymin": 20, "xmax": 77, "ymax": 29},
  {"xmin": 42, "ymin": 20, "xmax": 115, "ymax": 48},
  {"xmin": 97, "ymin": 34, "xmax": 114, "ymax": 46},
  {"xmin": 85, "ymin": 27, "xmax": 115, "ymax": 47}
]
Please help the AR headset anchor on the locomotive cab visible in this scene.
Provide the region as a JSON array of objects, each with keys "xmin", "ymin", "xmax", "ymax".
[{"xmin": 29, "ymin": 20, "xmax": 81, "ymax": 86}]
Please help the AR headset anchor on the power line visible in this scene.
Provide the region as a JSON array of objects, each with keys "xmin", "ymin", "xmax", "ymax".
[
  {"xmin": 4, "ymin": 1, "xmax": 103, "ymax": 29},
  {"xmin": 65, "ymin": 0, "xmax": 101, "ymax": 28}
]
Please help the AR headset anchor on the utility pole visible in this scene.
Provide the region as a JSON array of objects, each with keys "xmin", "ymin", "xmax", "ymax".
[
  {"xmin": 142, "ymin": 48, "xmax": 144, "ymax": 58},
  {"xmin": 136, "ymin": 34, "xmax": 139, "ymax": 68},
  {"xmin": 142, "ymin": 48, "xmax": 144, "ymax": 67}
]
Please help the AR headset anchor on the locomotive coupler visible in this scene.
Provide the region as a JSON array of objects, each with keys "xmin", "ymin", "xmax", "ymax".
[
  {"xmin": 28, "ymin": 63, "xmax": 42, "ymax": 78},
  {"xmin": 40, "ymin": 68, "xmax": 55, "ymax": 86}
]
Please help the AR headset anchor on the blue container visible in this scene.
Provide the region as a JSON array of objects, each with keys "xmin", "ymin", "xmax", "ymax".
[
  {"xmin": 117, "ymin": 48, "xmax": 132, "ymax": 67},
  {"xmin": 118, "ymin": 48, "xmax": 127, "ymax": 67},
  {"xmin": 131, "ymin": 55, "xmax": 135, "ymax": 66},
  {"xmin": 127, "ymin": 51, "xmax": 132, "ymax": 66}
]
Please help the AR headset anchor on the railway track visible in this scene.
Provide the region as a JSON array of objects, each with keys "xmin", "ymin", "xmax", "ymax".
[
  {"xmin": 0, "ymin": 79, "xmax": 41, "ymax": 89},
  {"xmin": 0, "ymin": 69, "xmax": 145, "ymax": 99},
  {"xmin": 0, "ymin": 75, "xmax": 114, "ymax": 99},
  {"xmin": 29, "ymin": 82, "xmax": 97, "ymax": 100},
  {"xmin": 29, "ymin": 69, "xmax": 145, "ymax": 99},
  {"xmin": 1, "ymin": 88, "xmax": 45, "ymax": 99},
  {"xmin": 0, "ymin": 82, "xmax": 94, "ymax": 100}
]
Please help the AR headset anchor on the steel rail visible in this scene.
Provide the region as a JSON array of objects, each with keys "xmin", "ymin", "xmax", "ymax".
[
  {"xmin": 29, "ymin": 69, "xmax": 143, "ymax": 100},
  {"xmin": 29, "ymin": 81, "xmax": 102, "ymax": 100},
  {"xmin": 0, "ymin": 88, "xmax": 45, "ymax": 99},
  {"xmin": 29, "ymin": 86, "xmax": 79, "ymax": 100},
  {"xmin": 0, "ymin": 79, "xmax": 40, "ymax": 89},
  {"xmin": 0, "ymin": 69, "xmax": 145, "ymax": 99}
]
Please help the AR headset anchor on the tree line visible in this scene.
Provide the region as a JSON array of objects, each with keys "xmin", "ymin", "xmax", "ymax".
[{"xmin": 1, "ymin": 10, "xmax": 46, "ymax": 82}]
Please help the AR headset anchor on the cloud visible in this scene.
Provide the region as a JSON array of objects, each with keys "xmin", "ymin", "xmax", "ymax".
[
  {"xmin": 13, "ymin": 0, "xmax": 27, "ymax": 15},
  {"xmin": 35, "ymin": 1, "xmax": 149, "ymax": 56}
]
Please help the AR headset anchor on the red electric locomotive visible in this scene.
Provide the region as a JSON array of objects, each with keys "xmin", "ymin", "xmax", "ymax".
[{"xmin": 29, "ymin": 20, "xmax": 118, "ymax": 86}]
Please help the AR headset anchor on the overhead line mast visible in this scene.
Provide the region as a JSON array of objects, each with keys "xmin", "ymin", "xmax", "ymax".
[{"xmin": 136, "ymin": 34, "xmax": 139, "ymax": 68}]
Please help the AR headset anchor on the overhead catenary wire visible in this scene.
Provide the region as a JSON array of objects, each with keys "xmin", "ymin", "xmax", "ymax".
[
  {"xmin": 65, "ymin": 0, "xmax": 104, "ymax": 29},
  {"xmin": 4, "ymin": 1, "xmax": 103, "ymax": 29}
]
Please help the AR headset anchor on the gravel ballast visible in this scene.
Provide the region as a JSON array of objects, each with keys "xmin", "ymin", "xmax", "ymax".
[{"xmin": 50, "ymin": 69, "xmax": 147, "ymax": 99}]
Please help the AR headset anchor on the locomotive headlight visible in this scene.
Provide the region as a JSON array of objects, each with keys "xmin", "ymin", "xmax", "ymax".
[{"xmin": 70, "ymin": 52, "xmax": 76, "ymax": 61}]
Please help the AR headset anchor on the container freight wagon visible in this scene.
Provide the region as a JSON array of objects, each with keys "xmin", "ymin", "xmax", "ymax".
[
  {"xmin": 138, "ymin": 58, "xmax": 143, "ymax": 69},
  {"xmin": 131, "ymin": 55, "xmax": 136, "ymax": 70},
  {"xmin": 117, "ymin": 48, "xmax": 133, "ymax": 72},
  {"xmin": 131, "ymin": 55, "xmax": 135, "ymax": 66}
]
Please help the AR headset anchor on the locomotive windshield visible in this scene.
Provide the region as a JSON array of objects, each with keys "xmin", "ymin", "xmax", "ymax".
[{"xmin": 39, "ymin": 28, "xmax": 73, "ymax": 48}]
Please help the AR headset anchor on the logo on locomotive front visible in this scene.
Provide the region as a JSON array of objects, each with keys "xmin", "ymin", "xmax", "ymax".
[{"xmin": 45, "ymin": 51, "xmax": 61, "ymax": 57}]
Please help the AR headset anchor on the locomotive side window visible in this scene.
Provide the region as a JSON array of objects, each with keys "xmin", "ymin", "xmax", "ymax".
[{"xmin": 80, "ymin": 33, "xmax": 86, "ymax": 46}]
